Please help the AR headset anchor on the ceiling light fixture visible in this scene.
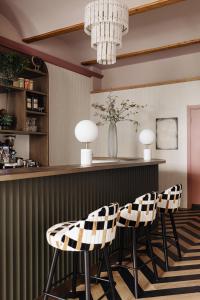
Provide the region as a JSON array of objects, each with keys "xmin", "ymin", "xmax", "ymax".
[{"xmin": 84, "ymin": 0, "xmax": 129, "ymax": 65}]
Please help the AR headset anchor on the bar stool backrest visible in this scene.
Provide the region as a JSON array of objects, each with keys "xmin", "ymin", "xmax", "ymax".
[
  {"xmin": 47, "ymin": 202, "xmax": 119, "ymax": 252},
  {"xmin": 117, "ymin": 192, "xmax": 158, "ymax": 228},
  {"xmin": 157, "ymin": 184, "xmax": 182, "ymax": 213}
]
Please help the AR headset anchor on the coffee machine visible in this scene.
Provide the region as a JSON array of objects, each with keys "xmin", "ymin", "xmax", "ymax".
[
  {"xmin": 0, "ymin": 135, "xmax": 40, "ymax": 169},
  {"xmin": 0, "ymin": 135, "xmax": 17, "ymax": 168}
]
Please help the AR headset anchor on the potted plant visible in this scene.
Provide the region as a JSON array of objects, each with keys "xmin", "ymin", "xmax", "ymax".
[
  {"xmin": 0, "ymin": 109, "xmax": 16, "ymax": 130},
  {"xmin": 0, "ymin": 52, "xmax": 29, "ymax": 85},
  {"xmin": 92, "ymin": 94, "xmax": 145, "ymax": 158}
]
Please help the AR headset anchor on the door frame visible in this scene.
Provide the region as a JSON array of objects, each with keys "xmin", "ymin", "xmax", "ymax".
[{"xmin": 187, "ymin": 105, "xmax": 200, "ymax": 208}]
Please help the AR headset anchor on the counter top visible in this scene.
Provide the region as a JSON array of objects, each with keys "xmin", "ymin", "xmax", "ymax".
[{"xmin": 0, "ymin": 158, "xmax": 165, "ymax": 182}]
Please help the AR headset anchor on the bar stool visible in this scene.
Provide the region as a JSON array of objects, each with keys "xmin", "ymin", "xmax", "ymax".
[
  {"xmin": 43, "ymin": 203, "xmax": 119, "ymax": 300},
  {"xmin": 157, "ymin": 184, "xmax": 182, "ymax": 271},
  {"xmin": 117, "ymin": 192, "xmax": 159, "ymax": 299}
]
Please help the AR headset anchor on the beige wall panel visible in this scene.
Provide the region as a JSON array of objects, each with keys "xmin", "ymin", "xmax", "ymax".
[{"xmin": 47, "ymin": 63, "xmax": 91, "ymax": 165}]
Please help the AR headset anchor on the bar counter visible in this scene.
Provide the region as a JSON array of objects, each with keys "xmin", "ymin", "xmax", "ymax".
[
  {"xmin": 0, "ymin": 158, "xmax": 165, "ymax": 181},
  {"xmin": 0, "ymin": 158, "xmax": 165, "ymax": 300}
]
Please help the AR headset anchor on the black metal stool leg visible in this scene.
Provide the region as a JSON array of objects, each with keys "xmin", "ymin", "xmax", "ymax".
[
  {"xmin": 72, "ymin": 252, "xmax": 78, "ymax": 294},
  {"xmin": 44, "ymin": 249, "xmax": 60, "ymax": 300},
  {"xmin": 103, "ymin": 247, "xmax": 116, "ymax": 300},
  {"xmin": 160, "ymin": 213, "xmax": 169, "ymax": 271},
  {"xmin": 145, "ymin": 228, "xmax": 159, "ymax": 282},
  {"xmin": 118, "ymin": 227, "xmax": 124, "ymax": 264},
  {"xmin": 84, "ymin": 251, "xmax": 91, "ymax": 300},
  {"xmin": 132, "ymin": 228, "xmax": 139, "ymax": 299},
  {"xmin": 169, "ymin": 212, "xmax": 182, "ymax": 259},
  {"xmin": 96, "ymin": 250, "xmax": 104, "ymax": 280}
]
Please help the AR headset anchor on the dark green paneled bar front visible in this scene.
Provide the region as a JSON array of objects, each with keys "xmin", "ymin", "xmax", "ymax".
[{"xmin": 0, "ymin": 159, "xmax": 165, "ymax": 300}]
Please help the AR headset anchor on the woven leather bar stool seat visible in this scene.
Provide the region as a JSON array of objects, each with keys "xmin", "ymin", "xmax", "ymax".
[
  {"xmin": 117, "ymin": 192, "xmax": 159, "ymax": 299},
  {"xmin": 43, "ymin": 203, "xmax": 119, "ymax": 300},
  {"xmin": 157, "ymin": 184, "xmax": 182, "ymax": 271}
]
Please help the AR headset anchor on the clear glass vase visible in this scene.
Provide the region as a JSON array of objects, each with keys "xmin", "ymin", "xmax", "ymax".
[{"xmin": 108, "ymin": 122, "xmax": 118, "ymax": 158}]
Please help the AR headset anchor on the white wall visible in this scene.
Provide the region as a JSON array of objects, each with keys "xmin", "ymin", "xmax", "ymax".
[
  {"xmin": 91, "ymin": 80, "xmax": 200, "ymax": 208},
  {"xmin": 47, "ymin": 63, "xmax": 91, "ymax": 165}
]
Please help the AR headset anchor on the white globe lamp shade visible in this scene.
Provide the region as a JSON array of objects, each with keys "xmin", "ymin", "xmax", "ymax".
[
  {"xmin": 139, "ymin": 129, "xmax": 155, "ymax": 161},
  {"xmin": 139, "ymin": 129, "xmax": 155, "ymax": 145},
  {"xmin": 75, "ymin": 120, "xmax": 98, "ymax": 167},
  {"xmin": 75, "ymin": 120, "xmax": 98, "ymax": 143}
]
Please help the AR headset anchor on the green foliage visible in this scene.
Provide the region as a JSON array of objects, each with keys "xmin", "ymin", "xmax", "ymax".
[
  {"xmin": 0, "ymin": 52, "xmax": 29, "ymax": 81},
  {"xmin": 92, "ymin": 94, "xmax": 146, "ymax": 129},
  {"xmin": 0, "ymin": 110, "xmax": 16, "ymax": 129}
]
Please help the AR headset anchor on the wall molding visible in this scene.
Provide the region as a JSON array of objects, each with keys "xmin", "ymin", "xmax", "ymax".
[
  {"xmin": 0, "ymin": 36, "xmax": 103, "ymax": 79},
  {"xmin": 82, "ymin": 38, "xmax": 200, "ymax": 66},
  {"xmin": 22, "ymin": 0, "xmax": 185, "ymax": 43},
  {"xmin": 91, "ymin": 76, "xmax": 200, "ymax": 94}
]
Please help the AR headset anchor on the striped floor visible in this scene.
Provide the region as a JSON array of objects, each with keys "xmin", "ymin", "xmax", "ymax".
[{"xmin": 73, "ymin": 210, "xmax": 200, "ymax": 300}]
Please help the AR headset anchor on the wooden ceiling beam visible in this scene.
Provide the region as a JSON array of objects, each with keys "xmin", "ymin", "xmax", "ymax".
[
  {"xmin": 81, "ymin": 38, "xmax": 200, "ymax": 66},
  {"xmin": 91, "ymin": 76, "xmax": 200, "ymax": 94},
  {"xmin": 23, "ymin": 0, "xmax": 185, "ymax": 44},
  {"xmin": 129, "ymin": 0, "xmax": 185, "ymax": 16}
]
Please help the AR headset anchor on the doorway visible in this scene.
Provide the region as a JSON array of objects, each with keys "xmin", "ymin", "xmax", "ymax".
[{"xmin": 188, "ymin": 105, "xmax": 200, "ymax": 209}]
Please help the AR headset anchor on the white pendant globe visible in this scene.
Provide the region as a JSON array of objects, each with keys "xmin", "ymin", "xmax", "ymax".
[
  {"xmin": 139, "ymin": 129, "xmax": 155, "ymax": 145},
  {"xmin": 75, "ymin": 120, "xmax": 98, "ymax": 143}
]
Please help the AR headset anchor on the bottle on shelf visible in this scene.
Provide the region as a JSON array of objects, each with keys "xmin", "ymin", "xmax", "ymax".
[
  {"xmin": 26, "ymin": 97, "xmax": 32, "ymax": 110},
  {"xmin": 33, "ymin": 97, "xmax": 39, "ymax": 110}
]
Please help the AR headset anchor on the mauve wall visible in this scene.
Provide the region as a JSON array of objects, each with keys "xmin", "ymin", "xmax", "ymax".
[
  {"xmin": 0, "ymin": 14, "xmax": 79, "ymax": 65},
  {"xmin": 90, "ymin": 81, "xmax": 200, "ymax": 208},
  {"xmin": 0, "ymin": 0, "xmax": 152, "ymax": 37},
  {"xmin": 101, "ymin": 0, "xmax": 200, "ymax": 89}
]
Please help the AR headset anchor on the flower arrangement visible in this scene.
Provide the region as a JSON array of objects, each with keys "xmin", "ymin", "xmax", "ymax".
[{"xmin": 91, "ymin": 94, "xmax": 145, "ymax": 129}]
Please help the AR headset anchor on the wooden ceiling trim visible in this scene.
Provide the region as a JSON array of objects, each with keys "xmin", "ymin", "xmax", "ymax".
[
  {"xmin": 0, "ymin": 36, "xmax": 103, "ymax": 79},
  {"xmin": 22, "ymin": 0, "xmax": 186, "ymax": 44},
  {"xmin": 81, "ymin": 38, "xmax": 200, "ymax": 66},
  {"xmin": 91, "ymin": 76, "xmax": 200, "ymax": 94}
]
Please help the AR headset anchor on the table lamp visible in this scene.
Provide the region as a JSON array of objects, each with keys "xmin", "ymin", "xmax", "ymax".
[
  {"xmin": 75, "ymin": 120, "xmax": 98, "ymax": 166},
  {"xmin": 139, "ymin": 129, "xmax": 155, "ymax": 161}
]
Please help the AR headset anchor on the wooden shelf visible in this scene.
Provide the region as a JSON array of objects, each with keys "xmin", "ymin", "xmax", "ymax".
[
  {"xmin": 0, "ymin": 83, "xmax": 25, "ymax": 93},
  {"xmin": 0, "ymin": 83, "xmax": 47, "ymax": 95},
  {"xmin": 21, "ymin": 67, "xmax": 47, "ymax": 79},
  {"xmin": 26, "ymin": 110, "xmax": 46, "ymax": 116},
  {"xmin": 0, "ymin": 53, "xmax": 49, "ymax": 166},
  {"xmin": 0, "ymin": 129, "xmax": 47, "ymax": 136},
  {"xmin": 26, "ymin": 90, "xmax": 47, "ymax": 96}
]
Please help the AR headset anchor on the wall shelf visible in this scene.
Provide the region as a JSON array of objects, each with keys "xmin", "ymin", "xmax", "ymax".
[
  {"xmin": 26, "ymin": 90, "xmax": 47, "ymax": 96},
  {"xmin": 0, "ymin": 83, "xmax": 47, "ymax": 95},
  {"xmin": 0, "ymin": 54, "xmax": 49, "ymax": 166},
  {"xmin": 21, "ymin": 67, "xmax": 47, "ymax": 79},
  {"xmin": 26, "ymin": 110, "xmax": 46, "ymax": 116},
  {"xmin": 0, "ymin": 83, "xmax": 25, "ymax": 93},
  {"xmin": 0, "ymin": 129, "xmax": 47, "ymax": 136}
]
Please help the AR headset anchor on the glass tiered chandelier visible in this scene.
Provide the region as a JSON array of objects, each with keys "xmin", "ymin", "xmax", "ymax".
[{"xmin": 84, "ymin": 0, "xmax": 129, "ymax": 65}]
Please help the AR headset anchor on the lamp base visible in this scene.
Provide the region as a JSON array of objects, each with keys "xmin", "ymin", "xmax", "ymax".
[
  {"xmin": 144, "ymin": 149, "xmax": 152, "ymax": 161},
  {"xmin": 81, "ymin": 149, "xmax": 92, "ymax": 166}
]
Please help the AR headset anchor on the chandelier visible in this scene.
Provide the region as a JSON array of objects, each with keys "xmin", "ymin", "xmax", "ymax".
[{"xmin": 84, "ymin": 0, "xmax": 129, "ymax": 65}]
